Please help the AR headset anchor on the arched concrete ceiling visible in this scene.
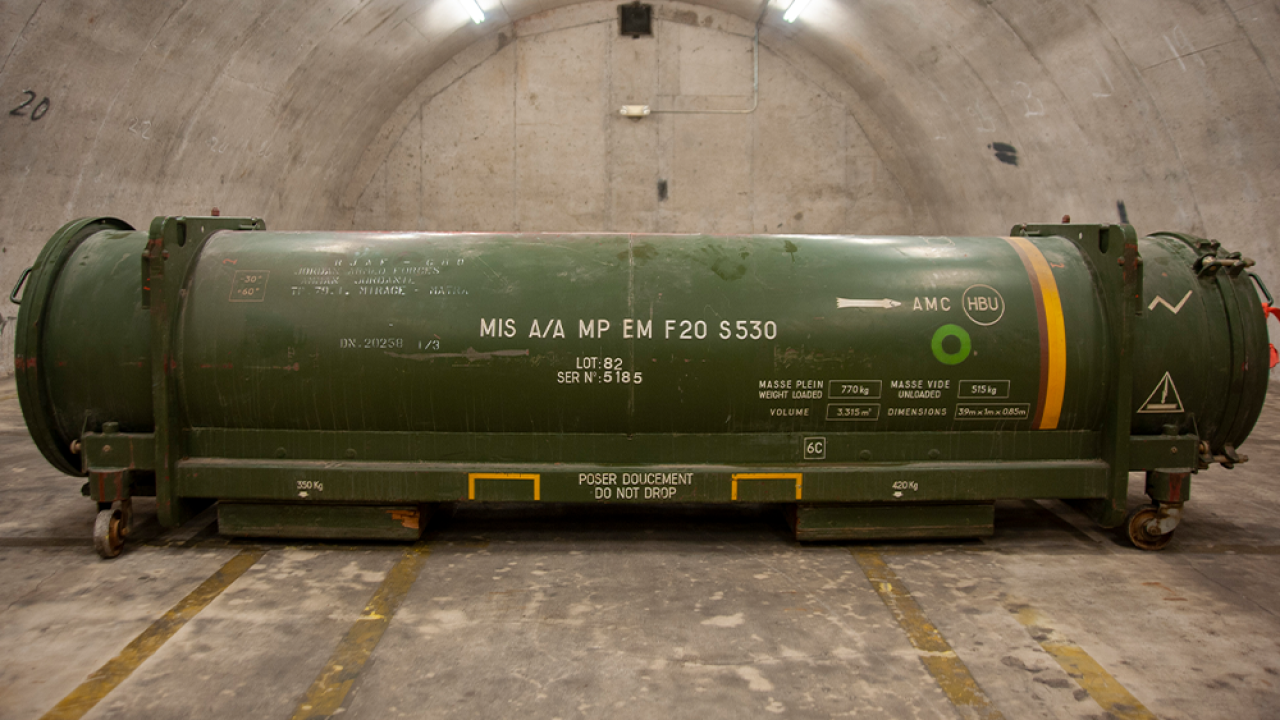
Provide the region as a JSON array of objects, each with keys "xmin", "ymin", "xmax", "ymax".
[{"xmin": 1, "ymin": 0, "xmax": 1278, "ymax": 363}]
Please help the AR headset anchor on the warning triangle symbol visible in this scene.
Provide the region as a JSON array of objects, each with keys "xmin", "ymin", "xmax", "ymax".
[{"xmin": 1138, "ymin": 372, "xmax": 1184, "ymax": 414}]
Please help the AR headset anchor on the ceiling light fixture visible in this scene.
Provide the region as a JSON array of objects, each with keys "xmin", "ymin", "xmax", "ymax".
[
  {"xmin": 783, "ymin": 0, "xmax": 813, "ymax": 23},
  {"xmin": 458, "ymin": 0, "xmax": 485, "ymax": 24}
]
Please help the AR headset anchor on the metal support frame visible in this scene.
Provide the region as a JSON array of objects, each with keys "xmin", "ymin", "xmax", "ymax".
[
  {"xmin": 1013, "ymin": 223, "xmax": 1142, "ymax": 527},
  {"xmin": 147, "ymin": 215, "xmax": 265, "ymax": 525}
]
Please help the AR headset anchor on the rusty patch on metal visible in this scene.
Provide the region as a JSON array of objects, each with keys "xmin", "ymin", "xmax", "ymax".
[{"xmin": 389, "ymin": 509, "xmax": 420, "ymax": 529}]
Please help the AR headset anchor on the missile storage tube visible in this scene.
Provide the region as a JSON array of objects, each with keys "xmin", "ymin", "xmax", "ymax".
[{"xmin": 12, "ymin": 216, "xmax": 1271, "ymax": 551}]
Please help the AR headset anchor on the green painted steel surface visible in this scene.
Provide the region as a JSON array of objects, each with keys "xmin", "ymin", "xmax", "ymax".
[
  {"xmin": 12, "ymin": 216, "xmax": 1271, "ymax": 540},
  {"xmin": 176, "ymin": 459, "xmax": 1109, "ymax": 503},
  {"xmin": 217, "ymin": 503, "xmax": 424, "ymax": 540},
  {"xmin": 24, "ymin": 224, "xmax": 1264, "ymax": 447},
  {"xmin": 14, "ymin": 217, "xmax": 138, "ymax": 474},
  {"xmin": 43, "ymin": 230, "xmax": 153, "ymax": 437},
  {"xmin": 790, "ymin": 503, "xmax": 996, "ymax": 541},
  {"xmin": 175, "ymin": 231, "xmax": 1109, "ymax": 435},
  {"xmin": 1133, "ymin": 235, "xmax": 1269, "ymax": 448}
]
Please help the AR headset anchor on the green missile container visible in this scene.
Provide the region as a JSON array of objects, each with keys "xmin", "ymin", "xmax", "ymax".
[{"xmin": 12, "ymin": 216, "xmax": 1271, "ymax": 556}]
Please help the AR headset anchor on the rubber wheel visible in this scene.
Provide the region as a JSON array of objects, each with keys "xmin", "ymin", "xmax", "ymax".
[
  {"xmin": 1127, "ymin": 506, "xmax": 1174, "ymax": 551},
  {"xmin": 93, "ymin": 509, "xmax": 124, "ymax": 559}
]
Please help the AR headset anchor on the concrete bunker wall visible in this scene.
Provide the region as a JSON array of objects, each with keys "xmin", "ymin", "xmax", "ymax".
[{"xmin": 1, "ymin": 0, "xmax": 1277, "ymax": 374}]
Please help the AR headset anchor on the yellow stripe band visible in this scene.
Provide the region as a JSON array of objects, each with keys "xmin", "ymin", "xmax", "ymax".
[
  {"xmin": 730, "ymin": 473, "xmax": 803, "ymax": 501},
  {"xmin": 40, "ymin": 548, "xmax": 267, "ymax": 720},
  {"xmin": 468, "ymin": 473, "xmax": 541, "ymax": 501},
  {"xmin": 291, "ymin": 545, "xmax": 431, "ymax": 720},
  {"xmin": 853, "ymin": 550, "xmax": 1006, "ymax": 720},
  {"xmin": 1006, "ymin": 236, "xmax": 1067, "ymax": 429},
  {"xmin": 1005, "ymin": 600, "xmax": 1157, "ymax": 720}
]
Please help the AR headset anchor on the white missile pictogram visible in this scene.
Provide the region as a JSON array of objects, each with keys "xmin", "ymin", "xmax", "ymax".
[{"xmin": 837, "ymin": 298, "xmax": 901, "ymax": 309}]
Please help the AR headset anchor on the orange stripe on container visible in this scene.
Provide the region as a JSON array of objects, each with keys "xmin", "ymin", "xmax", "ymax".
[
  {"xmin": 1005, "ymin": 239, "xmax": 1050, "ymax": 426},
  {"xmin": 1004, "ymin": 237, "xmax": 1067, "ymax": 429}
]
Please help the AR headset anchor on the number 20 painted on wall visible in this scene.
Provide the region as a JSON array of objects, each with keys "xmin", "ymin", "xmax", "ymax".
[{"xmin": 10, "ymin": 90, "xmax": 50, "ymax": 121}]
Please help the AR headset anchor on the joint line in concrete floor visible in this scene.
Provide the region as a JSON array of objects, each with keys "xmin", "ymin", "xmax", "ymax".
[
  {"xmin": 37, "ymin": 547, "xmax": 268, "ymax": 720},
  {"xmin": 1003, "ymin": 599, "xmax": 1157, "ymax": 720},
  {"xmin": 289, "ymin": 543, "xmax": 433, "ymax": 720},
  {"xmin": 852, "ymin": 549, "xmax": 1006, "ymax": 720}
]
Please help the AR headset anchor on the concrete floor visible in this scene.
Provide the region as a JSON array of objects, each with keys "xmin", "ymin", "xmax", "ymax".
[{"xmin": 2, "ymin": 375, "xmax": 1280, "ymax": 720}]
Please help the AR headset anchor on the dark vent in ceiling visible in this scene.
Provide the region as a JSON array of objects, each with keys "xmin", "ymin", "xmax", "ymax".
[{"xmin": 619, "ymin": 3, "xmax": 653, "ymax": 38}]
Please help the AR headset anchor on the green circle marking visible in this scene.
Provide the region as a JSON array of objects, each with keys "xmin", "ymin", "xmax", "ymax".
[{"xmin": 931, "ymin": 324, "xmax": 972, "ymax": 365}]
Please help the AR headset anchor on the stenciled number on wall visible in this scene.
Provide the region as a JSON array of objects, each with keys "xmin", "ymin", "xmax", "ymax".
[{"xmin": 9, "ymin": 90, "xmax": 50, "ymax": 121}]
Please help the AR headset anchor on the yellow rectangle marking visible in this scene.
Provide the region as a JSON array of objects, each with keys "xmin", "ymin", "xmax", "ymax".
[
  {"xmin": 291, "ymin": 544, "xmax": 431, "ymax": 719},
  {"xmin": 1006, "ymin": 235, "xmax": 1067, "ymax": 429},
  {"xmin": 730, "ymin": 472, "xmax": 803, "ymax": 501},
  {"xmin": 1005, "ymin": 600, "xmax": 1157, "ymax": 720},
  {"xmin": 468, "ymin": 472, "xmax": 540, "ymax": 501},
  {"xmin": 853, "ymin": 550, "xmax": 1006, "ymax": 720},
  {"xmin": 40, "ymin": 548, "xmax": 267, "ymax": 720}
]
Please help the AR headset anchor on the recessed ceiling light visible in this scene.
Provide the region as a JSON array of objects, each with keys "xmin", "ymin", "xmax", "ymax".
[
  {"xmin": 458, "ymin": 0, "xmax": 485, "ymax": 24},
  {"xmin": 784, "ymin": 0, "xmax": 814, "ymax": 23}
]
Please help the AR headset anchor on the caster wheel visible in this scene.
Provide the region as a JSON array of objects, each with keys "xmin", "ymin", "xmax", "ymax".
[
  {"xmin": 94, "ymin": 508, "xmax": 125, "ymax": 559},
  {"xmin": 118, "ymin": 498, "xmax": 132, "ymax": 539},
  {"xmin": 1127, "ymin": 506, "xmax": 1174, "ymax": 551}
]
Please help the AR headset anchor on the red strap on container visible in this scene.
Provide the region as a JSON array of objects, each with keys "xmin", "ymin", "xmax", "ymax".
[{"xmin": 1263, "ymin": 303, "xmax": 1280, "ymax": 369}]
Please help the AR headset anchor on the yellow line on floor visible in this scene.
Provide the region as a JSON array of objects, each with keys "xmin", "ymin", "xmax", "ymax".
[
  {"xmin": 39, "ymin": 548, "xmax": 267, "ymax": 720},
  {"xmin": 1004, "ymin": 600, "xmax": 1157, "ymax": 720},
  {"xmin": 290, "ymin": 544, "xmax": 431, "ymax": 719},
  {"xmin": 853, "ymin": 550, "xmax": 1005, "ymax": 720}
]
